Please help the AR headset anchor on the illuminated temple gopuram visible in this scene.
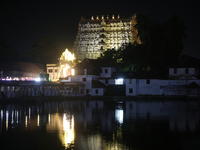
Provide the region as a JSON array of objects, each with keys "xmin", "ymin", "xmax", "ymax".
[{"xmin": 72, "ymin": 14, "xmax": 141, "ymax": 60}]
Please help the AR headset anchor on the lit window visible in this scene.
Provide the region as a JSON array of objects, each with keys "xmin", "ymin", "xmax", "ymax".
[{"xmin": 115, "ymin": 78, "xmax": 123, "ymax": 85}]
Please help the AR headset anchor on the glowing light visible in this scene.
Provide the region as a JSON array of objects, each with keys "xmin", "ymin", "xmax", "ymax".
[
  {"xmin": 48, "ymin": 113, "xmax": 50, "ymax": 124},
  {"xmin": 6, "ymin": 111, "xmax": 8, "ymax": 130},
  {"xmin": 25, "ymin": 115, "xmax": 28, "ymax": 128},
  {"xmin": 1, "ymin": 110, "xmax": 3, "ymax": 122},
  {"xmin": 112, "ymin": 15, "xmax": 115, "ymax": 19},
  {"xmin": 115, "ymin": 109, "xmax": 123, "ymax": 124},
  {"xmin": 37, "ymin": 114, "xmax": 40, "ymax": 126},
  {"xmin": 115, "ymin": 78, "xmax": 123, "ymax": 85},
  {"xmin": 71, "ymin": 69, "xmax": 75, "ymax": 76},
  {"xmin": 61, "ymin": 49, "xmax": 75, "ymax": 61},
  {"xmin": 34, "ymin": 77, "xmax": 40, "ymax": 82},
  {"xmin": 46, "ymin": 113, "xmax": 75, "ymax": 149}
]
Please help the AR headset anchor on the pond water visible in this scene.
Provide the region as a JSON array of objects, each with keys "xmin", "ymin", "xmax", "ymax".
[{"xmin": 0, "ymin": 99, "xmax": 200, "ymax": 150}]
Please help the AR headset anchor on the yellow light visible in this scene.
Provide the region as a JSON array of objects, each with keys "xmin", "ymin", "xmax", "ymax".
[
  {"xmin": 37, "ymin": 114, "xmax": 40, "ymax": 126},
  {"xmin": 71, "ymin": 69, "xmax": 75, "ymax": 76},
  {"xmin": 61, "ymin": 49, "xmax": 75, "ymax": 61},
  {"xmin": 63, "ymin": 64, "xmax": 70, "ymax": 77}
]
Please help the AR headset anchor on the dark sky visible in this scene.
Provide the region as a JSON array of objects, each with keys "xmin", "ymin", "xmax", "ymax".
[{"xmin": 1, "ymin": 0, "xmax": 200, "ymax": 58}]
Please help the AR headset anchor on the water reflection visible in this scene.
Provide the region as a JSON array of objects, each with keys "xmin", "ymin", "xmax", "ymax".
[{"xmin": 0, "ymin": 99, "xmax": 200, "ymax": 150}]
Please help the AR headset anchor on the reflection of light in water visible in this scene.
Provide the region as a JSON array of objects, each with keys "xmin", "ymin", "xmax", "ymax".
[
  {"xmin": 48, "ymin": 113, "xmax": 50, "ymax": 124},
  {"xmin": 29, "ymin": 108, "xmax": 31, "ymax": 123},
  {"xmin": 6, "ymin": 111, "xmax": 8, "ymax": 130},
  {"xmin": 46, "ymin": 113, "xmax": 75, "ymax": 149},
  {"xmin": 60, "ymin": 113, "xmax": 75, "ymax": 148},
  {"xmin": 25, "ymin": 116, "xmax": 27, "ymax": 128},
  {"xmin": 1, "ymin": 110, "xmax": 3, "ymax": 122},
  {"xmin": 37, "ymin": 115, "xmax": 40, "ymax": 126},
  {"xmin": 16, "ymin": 111, "xmax": 18, "ymax": 123},
  {"xmin": 11, "ymin": 111, "xmax": 14, "ymax": 124},
  {"xmin": 115, "ymin": 109, "xmax": 123, "ymax": 124}
]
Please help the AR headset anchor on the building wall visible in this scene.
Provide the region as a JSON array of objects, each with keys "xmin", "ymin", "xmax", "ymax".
[
  {"xmin": 138, "ymin": 79, "xmax": 161, "ymax": 95},
  {"xmin": 71, "ymin": 75, "xmax": 99, "ymax": 95},
  {"xmin": 126, "ymin": 79, "xmax": 137, "ymax": 96},
  {"xmin": 91, "ymin": 88, "xmax": 104, "ymax": 96},
  {"xmin": 47, "ymin": 66, "xmax": 59, "ymax": 81},
  {"xmin": 125, "ymin": 79, "xmax": 200, "ymax": 96},
  {"xmin": 169, "ymin": 68, "xmax": 198, "ymax": 79},
  {"xmin": 73, "ymin": 14, "xmax": 140, "ymax": 60},
  {"xmin": 100, "ymin": 67, "xmax": 115, "ymax": 77}
]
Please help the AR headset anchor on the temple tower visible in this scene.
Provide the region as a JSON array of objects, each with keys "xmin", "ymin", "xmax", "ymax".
[{"xmin": 72, "ymin": 14, "xmax": 140, "ymax": 60}]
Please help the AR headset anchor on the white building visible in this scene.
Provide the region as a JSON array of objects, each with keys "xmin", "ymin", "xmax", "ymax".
[{"xmin": 60, "ymin": 55, "xmax": 200, "ymax": 97}]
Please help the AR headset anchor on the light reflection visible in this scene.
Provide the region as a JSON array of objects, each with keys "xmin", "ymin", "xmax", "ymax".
[
  {"xmin": 37, "ymin": 114, "xmax": 40, "ymax": 126},
  {"xmin": 29, "ymin": 108, "xmax": 31, "ymax": 123},
  {"xmin": 16, "ymin": 111, "xmax": 18, "ymax": 123},
  {"xmin": 6, "ymin": 111, "xmax": 8, "ymax": 130},
  {"xmin": 11, "ymin": 111, "xmax": 14, "ymax": 124},
  {"xmin": 115, "ymin": 109, "xmax": 123, "ymax": 124},
  {"xmin": 1, "ymin": 110, "xmax": 3, "ymax": 122},
  {"xmin": 46, "ymin": 113, "xmax": 75, "ymax": 149},
  {"xmin": 48, "ymin": 113, "xmax": 50, "ymax": 124},
  {"xmin": 25, "ymin": 115, "xmax": 27, "ymax": 128}
]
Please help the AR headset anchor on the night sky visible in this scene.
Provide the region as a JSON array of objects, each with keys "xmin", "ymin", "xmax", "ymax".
[{"xmin": 1, "ymin": 0, "xmax": 200, "ymax": 58}]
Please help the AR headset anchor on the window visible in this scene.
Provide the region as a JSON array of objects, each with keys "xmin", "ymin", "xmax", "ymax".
[
  {"xmin": 55, "ymin": 69, "xmax": 57, "ymax": 73},
  {"xmin": 129, "ymin": 88, "xmax": 133, "ymax": 93},
  {"xmin": 84, "ymin": 69, "xmax": 87, "ymax": 75},
  {"xmin": 185, "ymin": 68, "xmax": 189, "ymax": 74},
  {"xmin": 83, "ymin": 78, "xmax": 86, "ymax": 82},
  {"xmin": 48, "ymin": 69, "xmax": 53, "ymax": 73},
  {"xmin": 146, "ymin": 79, "xmax": 150, "ymax": 84},
  {"xmin": 100, "ymin": 69, "xmax": 102, "ymax": 73},
  {"xmin": 86, "ymin": 89, "xmax": 89, "ymax": 94},
  {"xmin": 100, "ymin": 46, "xmax": 103, "ymax": 50},
  {"xmin": 174, "ymin": 68, "xmax": 177, "ymax": 74},
  {"xmin": 95, "ymin": 89, "xmax": 98, "ymax": 94},
  {"xmin": 105, "ymin": 79, "xmax": 108, "ymax": 84},
  {"xmin": 115, "ymin": 78, "xmax": 123, "ymax": 85},
  {"xmin": 129, "ymin": 79, "xmax": 133, "ymax": 84},
  {"xmin": 105, "ymin": 69, "xmax": 108, "ymax": 73}
]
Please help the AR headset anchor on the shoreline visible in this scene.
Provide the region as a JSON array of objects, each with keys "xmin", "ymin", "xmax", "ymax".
[{"xmin": 0, "ymin": 95, "xmax": 199, "ymax": 103}]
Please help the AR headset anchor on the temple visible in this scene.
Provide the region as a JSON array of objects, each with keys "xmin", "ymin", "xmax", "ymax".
[{"xmin": 72, "ymin": 14, "xmax": 141, "ymax": 60}]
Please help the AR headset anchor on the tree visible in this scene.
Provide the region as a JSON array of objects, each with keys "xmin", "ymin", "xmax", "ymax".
[
  {"xmin": 25, "ymin": 37, "xmax": 60, "ymax": 64},
  {"xmin": 99, "ymin": 13, "xmax": 187, "ymax": 77},
  {"xmin": 0, "ymin": 40, "xmax": 21, "ymax": 62}
]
